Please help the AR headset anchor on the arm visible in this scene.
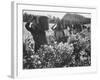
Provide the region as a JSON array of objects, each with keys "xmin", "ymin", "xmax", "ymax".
[
  {"xmin": 51, "ymin": 23, "xmax": 57, "ymax": 30},
  {"xmin": 25, "ymin": 22, "xmax": 32, "ymax": 32}
]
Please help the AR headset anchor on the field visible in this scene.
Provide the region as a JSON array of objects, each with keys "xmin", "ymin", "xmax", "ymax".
[{"xmin": 23, "ymin": 21, "xmax": 91, "ymax": 69}]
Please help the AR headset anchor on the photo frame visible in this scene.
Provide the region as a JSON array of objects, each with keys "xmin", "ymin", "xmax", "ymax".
[{"xmin": 11, "ymin": 1, "xmax": 97, "ymax": 78}]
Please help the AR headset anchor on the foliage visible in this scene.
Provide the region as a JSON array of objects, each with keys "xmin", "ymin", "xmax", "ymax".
[{"xmin": 23, "ymin": 27, "xmax": 91, "ymax": 69}]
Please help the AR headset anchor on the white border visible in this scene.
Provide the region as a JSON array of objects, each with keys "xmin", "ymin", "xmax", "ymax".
[{"xmin": 12, "ymin": 2, "xmax": 97, "ymax": 78}]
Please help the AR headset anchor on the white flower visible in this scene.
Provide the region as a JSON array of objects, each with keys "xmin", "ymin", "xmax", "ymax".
[
  {"xmin": 31, "ymin": 55, "xmax": 34, "ymax": 58},
  {"xmin": 54, "ymin": 41, "xmax": 57, "ymax": 44},
  {"xmin": 80, "ymin": 51, "xmax": 86, "ymax": 55},
  {"xmin": 31, "ymin": 55, "xmax": 39, "ymax": 59},
  {"xmin": 80, "ymin": 56, "xmax": 87, "ymax": 61},
  {"xmin": 38, "ymin": 61, "xmax": 41, "ymax": 64}
]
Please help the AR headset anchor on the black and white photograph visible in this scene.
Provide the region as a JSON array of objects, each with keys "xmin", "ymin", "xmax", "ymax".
[
  {"xmin": 11, "ymin": 2, "xmax": 97, "ymax": 78},
  {"xmin": 23, "ymin": 10, "xmax": 91, "ymax": 69}
]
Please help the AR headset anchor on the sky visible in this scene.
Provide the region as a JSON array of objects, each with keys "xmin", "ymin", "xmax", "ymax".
[{"xmin": 23, "ymin": 10, "xmax": 91, "ymax": 19}]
